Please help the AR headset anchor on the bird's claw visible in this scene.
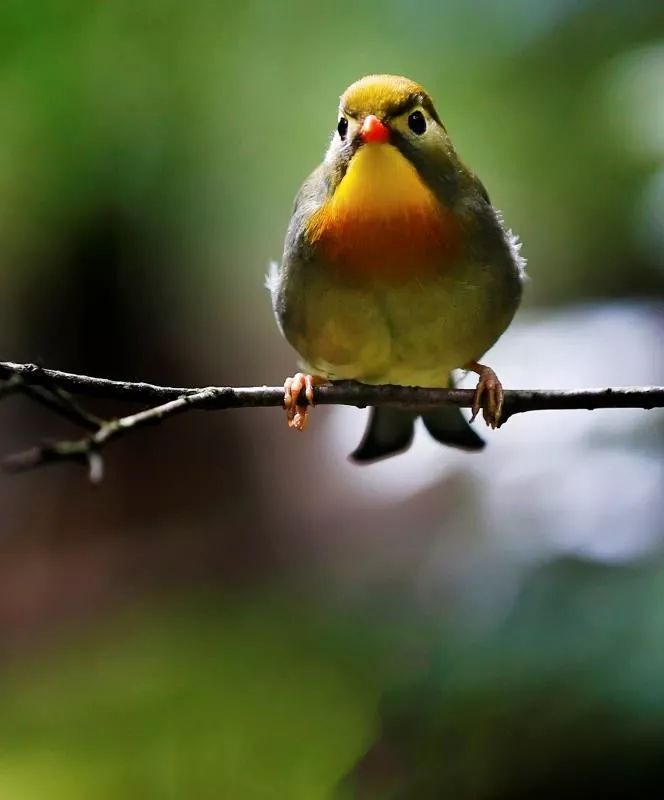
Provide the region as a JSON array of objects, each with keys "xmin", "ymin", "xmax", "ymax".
[
  {"xmin": 469, "ymin": 363, "xmax": 504, "ymax": 429},
  {"xmin": 283, "ymin": 373, "xmax": 324, "ymax": 431}
]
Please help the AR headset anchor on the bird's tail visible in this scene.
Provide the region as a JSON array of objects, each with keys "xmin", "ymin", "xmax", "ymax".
[
  {"xmin": 350, "ymin": 379, "xmax": 485, "ymax": 463},
  {"xmin": 421, "ymin": 405, "xmax": 485, "ymax": 451},
  {"xmin": 351, "ymin": 406, "xmax": 417, "ymax": 462}
]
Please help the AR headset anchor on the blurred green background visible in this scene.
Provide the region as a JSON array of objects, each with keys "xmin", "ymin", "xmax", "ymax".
[{"xmin": 0, "ymin": 1, "xmax": 663, "ymax": 797}]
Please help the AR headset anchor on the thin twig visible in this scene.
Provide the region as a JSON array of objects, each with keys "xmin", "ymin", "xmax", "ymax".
[
  {"xmin": 0, "ymin": 362, "xmax": 205, "ymax": 403},
  {"xmin": 1, "ymin": 360, "xmax": 663, "ymax": 478},
  {"xmin": 3, "ymin": 388, "xmax": 216, "ymax": 480},
  {"xmin": 21, "ymin": 385, "xmax": 104, "ymax": 431},
  {"xmin": 1, "ymin": 362, "xmax": 662, "ymax": 411},
  {"xmin": 2, "ymin": 366, "xmax": 104, "ymax": 431}
]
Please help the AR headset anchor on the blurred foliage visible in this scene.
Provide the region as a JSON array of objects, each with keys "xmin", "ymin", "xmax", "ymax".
[
  {"xmin": 346, "ymin": 559, "xmax": 664, "ymax": 798},
  {"xmin": 0, "ymin": 591, "xmax": 383, "ymax": 799},
  {"xmin": 2, "ymin": 562, "xmax": 664, "ymax": 798}
]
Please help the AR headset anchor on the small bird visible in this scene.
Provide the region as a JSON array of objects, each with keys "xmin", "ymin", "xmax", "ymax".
[{"xmin": 269, "ymin": 74, "xmax": 525, "ymax": 461}]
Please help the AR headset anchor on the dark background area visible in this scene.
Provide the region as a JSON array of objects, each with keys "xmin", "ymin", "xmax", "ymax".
[{"xmin": 0, "ymin": 1, "xmax": 663, "ymax": 797}]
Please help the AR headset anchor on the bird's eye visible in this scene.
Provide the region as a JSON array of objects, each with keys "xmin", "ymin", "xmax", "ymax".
[
  {"xmin": 407, "ymin": 110, "xmax": 426, "ymax": 135},
  {"xmin": 337, "ymin": 117, "xmax": 348, "ymax": 139}
]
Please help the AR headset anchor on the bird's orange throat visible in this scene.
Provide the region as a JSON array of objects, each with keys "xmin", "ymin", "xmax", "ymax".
[{"xmin": 307, "ymin": 143, "xmax": 460, "ymax": 280}]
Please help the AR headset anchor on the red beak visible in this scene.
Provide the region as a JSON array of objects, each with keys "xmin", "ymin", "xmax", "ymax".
[{"xmin": 360, "ymin": 114, "xmax": 390, "ymax": 144}]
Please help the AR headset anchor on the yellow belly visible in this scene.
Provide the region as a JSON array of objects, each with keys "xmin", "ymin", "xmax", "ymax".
[{"xmin": 294, "ymin": 258, "xmax": 515, "ymax": 388}]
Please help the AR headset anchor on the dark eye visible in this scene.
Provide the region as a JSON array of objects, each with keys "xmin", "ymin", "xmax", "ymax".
[
  {"xmin": 337, "ymin": 117, "xmax": 348, "ymax": 139},
  {"xmin": 407, "ymin": 110, "xmax": 426, "ymax": 135}
]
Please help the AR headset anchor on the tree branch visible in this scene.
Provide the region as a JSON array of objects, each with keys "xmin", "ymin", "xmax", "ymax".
[{"xmin": 1, "ymin": 361, "xmax": 663, "ymax": 480}]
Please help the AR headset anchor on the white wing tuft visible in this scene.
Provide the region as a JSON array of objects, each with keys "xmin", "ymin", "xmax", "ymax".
[
  {"xmin": 507, "ymin": 228, "xmax": 528, "ymax": 279},
  {"xmin": 265, "ymin": 260, "xmax": 284, "ymax": 335},
  {"xmin": 496, "ymin": 209, "xmax": 527, "ymax": 279},
  {"xmin": 265, "ymin": 260, "xmax": 281, "ymax": 295}
]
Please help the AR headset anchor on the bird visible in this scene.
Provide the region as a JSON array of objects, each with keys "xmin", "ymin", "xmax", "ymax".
[{"xmin": 268, "ymin": 74, "xmax": 525, "ymax": 462}]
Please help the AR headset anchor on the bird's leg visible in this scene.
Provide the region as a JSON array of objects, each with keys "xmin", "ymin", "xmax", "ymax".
[
  {"xmin": 283, "ymin": 373, "xmax": 327, "ymax": 431},
  {"xmin": 466, "ymin": 361, "xmax": 504, "ymax": 429}
]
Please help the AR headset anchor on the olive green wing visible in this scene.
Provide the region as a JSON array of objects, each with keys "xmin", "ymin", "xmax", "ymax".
[{"xmin": 267, "ymin": 163, "xmax": 331, "ymax": 340}]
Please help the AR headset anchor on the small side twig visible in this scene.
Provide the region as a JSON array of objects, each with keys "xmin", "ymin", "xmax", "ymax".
[
  {"xmin": 21, "ymin": 385, "xmax": 104, "ymax": 431},
  {"xmin": 2, "ymin": 365, "xmax": 104, "ymax": 431},
  {"xmin": 2, "ymin": 388, "xmax": 218, "ymax": 480}
]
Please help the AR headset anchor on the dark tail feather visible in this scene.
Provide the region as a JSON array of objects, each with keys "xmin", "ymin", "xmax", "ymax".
[
  {"xmin": 422, "ymin": 373, "xmax": 485, "ymax": 451},
  {"xmin": 421, "ymin": 406, "xmax": 485, "ymax": 451},
  {"xmin": 350, "ymin": 407, "xmax": 416, "ymax": 463},
  {"xmin": 350, "ymin": 404, "xmax": 484, "ymax": 464}
]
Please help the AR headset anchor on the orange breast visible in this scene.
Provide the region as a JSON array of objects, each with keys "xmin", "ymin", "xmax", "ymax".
[
  {"xmin": 309, "ymin": 205, "xmax": 459, "ymax": 281},
  {"xmin": 306, "ymin": 143, "xmax": 461, "ymax": 282}
]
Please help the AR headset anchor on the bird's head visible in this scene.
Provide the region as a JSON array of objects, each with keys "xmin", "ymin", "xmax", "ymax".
[{"xmin": 324, "ymin": 74, "xmax": 459, "ymax": 196}]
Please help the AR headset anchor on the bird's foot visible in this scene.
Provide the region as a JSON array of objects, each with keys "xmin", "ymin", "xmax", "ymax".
[
  {"xmin": 467, "ymin": 361, "xmax": 504, "ymax": 429},
  {"xmin": 283, "ymin": 373, "xmax": 326, "ymax": 431}
]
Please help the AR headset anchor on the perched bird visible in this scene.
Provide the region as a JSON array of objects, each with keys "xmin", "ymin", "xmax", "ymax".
[{"xmin": 269, "ymin": 74, "xmax": 525, "ymax": 461}]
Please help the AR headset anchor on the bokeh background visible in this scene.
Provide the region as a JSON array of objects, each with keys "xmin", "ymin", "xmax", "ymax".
[{"xmin": 1, "ymin": 1, "xmax": 663, "ymax": 797}]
